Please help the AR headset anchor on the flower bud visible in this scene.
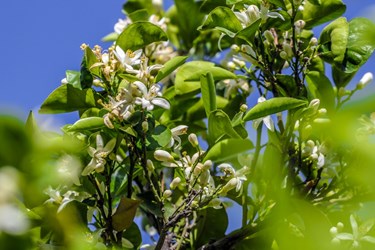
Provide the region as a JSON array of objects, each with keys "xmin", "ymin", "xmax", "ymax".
[
  {"xmin": 188, "ymin": 133, "xmax": 199, "ymax": 147},
  {"xmin": 170, "ymin": 177, "xmax": 181, "ymax": 190},
  {"xmin": 231, "ymin": 44, "xmax": 240, "ymax": 52},
  {"xmin": 199, "ymin": 170, "xmax": 210, "ymax": 186},
  {"xmin": 336, "ymin": 222, "xmax": 344, "ymax": 231},
  {"xmin": 246, "ymin": 5, "xmax": 260, "ymax": 23},
  {"xmin": 61, "ymin": 78, "xmax": 68, "ymax": 84},
  {"xmin": 283, "ymin": 43, "xmax": 293, "ymax": 58},
  {"xmin": 308, "ymin": 99, "xmax": 320, "ymax": 112},
  {"xmin": 154, "ymin": 150, "xmax": 174, "ymax": 162},
  {"xmin": 313, "ymin": 118, "xmax": 331, "ymax": 124},
  {"xmin": 263, "ymin": 30, "xmax": 274, "ymax": 44},
  {"xmin": 202, "ymin": 160, "xmax": 213, "ymax": 171},
  {"xmin": 226, "ymin": 61, "xmax": 236, "ymax": 70},
  {"xmin": 338, "ymin": 87, "xmax": 347, "ymax": 97},
  {"xmin": 193, "ymin": 163, "xmax": 203, "ymax": 176},
  {"xmin": 146, "ymin": 159, "xmax": 155, "ymax": 172},
  {"xmin": 310, "ymin": 37, "xmax": 318, "ymax": 46},
  {"xmin": 240, "ymin": 104, "xmax": 248, "ymax": 112},
  {"xmin": 298, "ymin": 5, "xmax": 304, "ymax": 11},
  {"xmin": 280, "ymin": 51, "xmax": 288, "ymax": 60},
  {"xmin": 318, "ymin": 108, "xmax": 327, "ymax": 116},
  {"xmin": 142, "ymin": 121, "xmax": 149, "ymax": 132},
  {"xmin": 357, "ymin": 72, "xmax": 373, "ymax": 89},
  {"xmin": 163, "ymin": 190, "xmax": 172, "ymax": 199},
  {"xmin": 294, "ymin": 20, "xmax": 306, "ymax": 30},
  {"xmin": 329, "ymin": 226, "xmax": 338, "ymax": 236}
]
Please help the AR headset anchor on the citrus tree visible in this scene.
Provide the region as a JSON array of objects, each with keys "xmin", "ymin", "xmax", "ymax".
[{"xmin": 2, "ymin": 0, "xmax": 375, "ymax": 249}]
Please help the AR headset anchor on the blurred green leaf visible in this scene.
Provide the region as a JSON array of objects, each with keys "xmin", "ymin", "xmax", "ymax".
[
  {"xmin": 203, "ymin": 138, "xmax": 254, "ymax": 162},
  {"xmin": 116, "ymin": 22, "xmax": 168, "ymax": 52},
  {"xmin": 155, "ymin": 56, "xmax": 188, "ymax": 83},
  {"xmin": 243, "ymin": 97, "xmax": 307, "ymax": 122},
  {"xmin": 39, "ymin": 84, "xmax": 97, "ymax": 114},
  {"xmin": 175, "ymin": 61, "xmax": 236, "ymax": 95},
  {"xmin": 122, "ymin": 222, "xmax": 142, "ymax": 249},
  {"xmin": 128, "ymin": 9, "xmax": 149, "ymax": 22},
  {"xmin": 235, "ymin": 19, "xmax": 261, "ymax": 45}
]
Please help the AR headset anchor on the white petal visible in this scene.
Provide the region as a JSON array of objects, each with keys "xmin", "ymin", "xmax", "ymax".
[
  {"xmin": 114, "ymin": 46, "xmax": 125, "ymax": 63},
  {"xmin": 263, "ymin": 116, "xmax": 275, "ymax": 131},
  {"xmin": 152, "ymin": 98, "xmax": 170, "ymax": 109},
  {"xmin": 133, "ymin": 81, "xmax": 148, "ymax": 96},
  {"xmin": 96, "ymin": 134, "xmax": 104, "ymax": 150},
  {"xmin": 103, "ymin": 138, "xmax": 117, "ymax": 153},
  {"xmin": 171, "ymin": 125, "xmax": 188, "ymax": 136}
]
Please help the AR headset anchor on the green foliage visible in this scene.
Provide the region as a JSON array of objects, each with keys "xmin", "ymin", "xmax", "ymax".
[{"xmin": 4, "ymin": 0, "xmax": 375, "ymax": 249}]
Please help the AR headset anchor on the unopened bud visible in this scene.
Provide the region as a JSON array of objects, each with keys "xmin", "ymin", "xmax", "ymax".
[
  {"xmin": 61, "ymin": 78, "xmax": 68, "ymax": 84},
  {"xmin": 357, "ymin": 72, "xmax": 373, "ymax": 89},
  {"xmin": 202, "ymin": 160, "xmax": 213, "ymax": 171},
  {"xmin": 246, "ymin": 5, "xmax": 260, "ymax": 23},
  {"xmin": 294, "ymin": 20, "xmax": 306, "ymax": 30},
  {"xmin": 329, "ymin": 226, "xmax": 338, "ymax": 236},
  {"xmin": 170, "ymin": 177, "xmax": 181, "ymax": 190},
  {"xmin": 146, "ymin": 159, "xmax": 155, "ymax": 172},
  {"xmin": 318, "ymin": 108, "xmax": 327, "ymax": 116},
  {"xmin": 231, "ymin": 44, "xmax": 240, "ymax": 52},
  {"xmin": 240, "ymin": 104, "xmax": 248, "ymax": 112},
  {"xmin": 313, "ymin": 118, "xmax": 331, "ymax": 124},
  {"xmin": 263, "ymin": 30, "xmax": 274, "ymax": 44},
  {"xmin": 227, "ymin": 61, "xmax": 236, "ymax": 70},
  {"xmin": 199, "ymin": 170, "xmax": 210, "ymax": 186},
  {"xmin": 310, "ymin": 37, "xmax": 318, "ymax": 46},
  {"xmin": 308, "ymin": 99, "xmax": 320, "ymax": 112},
  {"xmin": 283, "ymin": 43, "xmax": 293, "ymax": 58},
  {"xmin": 193, "ymin": 163, "xmax": 203, "ymax": 175},
  {"xmin": 163, "ymin": 190, "xmax": 172, "ymax": 199},
  {"xmin": 154, "ymin": 150, "xmax": 174, "ymax": 162},
  {"xmin": 280, "ymin": 51, "xmax": 288, "ymax": 60},
  {"xmin": 142, "ymin": 121, "xmax": 149, "ymax": 132},
  {"xmin": 336, "ymin": 222, "xmax": 344, "ymax": 231},
  {"xmin": 338, "ymin": 87, "xmax": 347, "ymax": 97},
  {"xmin": 188, "ymin": 133, "xmax": 199, "ymax": 147}
]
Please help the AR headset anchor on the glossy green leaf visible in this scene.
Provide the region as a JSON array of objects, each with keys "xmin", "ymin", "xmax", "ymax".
[
  {"xmin": 39, "ymin": 84, "xmax": 97, "ymax": 114},
  {"xmin": 306, "ymin": 71, "xmax": 335, "ymax": 111},
  {"xmin": 123, "ymin": 0, "xmax": 154, "ymax": 14},
  {"xmin": 112, "ymin": 197, "xmax": 141, "ymax": 231},
  {"xmin": 319, "ymin": 17, "xmax": 349, "ymax": 65},
  {"xmin": 66, "ymin": 117, "xmax": 105, "ymax": 132},
  {"xmin": 199, "ymin": 6, "xmax": 243, "ymax": 33},
  {"xmin": 193, "ymin": 207, "xmax": 228, "ymax": 248},
  {"xmin": 269, "ymin": 0, "xmax": 286, "ymax": 10},
  {"xmin": 175, "ymin": 61, "xmax": 236, "ymax": 95},
  {"xmin": 203, "ymin": 138, "xmax": 254, "ymax": 162},
  {"xmin": 155, "ymin": 56, "xmax": 188, "ymax": 83},
  {"xmin": 235, "ymin": 19, "xmax": 261, "ymax": 45},
  {"xmin": 186, "ymin": 96, "xmax": 229, "ymax": 121},
  {"xmin": 116, "ymin": 22, "xmax": 168, "ymax": 52},
  {"xmin": 298, "ymin": 0, "xmax": 346, "ymax": 29},
  {"xmin": 83, "ymin": 46, "xmax": 100, "ymax": 79},
  {"xmin": 201, "ymin": 72, "xmax": 217, "ymax": 118},
  {"xmin": 128, "ymin": 9, "xmax": 149, "ymax": 22},
  {"xmin": 122, "ymin": 222, "xmax": 142, "ymax": 249},
  {"xmin": 243, "ymin": 97, "xmax": 307, "ymax": 121},
  {"xmin": 343, "ymin": 18, "xmax": 375, "ymax": 73},
  {"xmin": 208, "ymin": 110, "xmax": 241, "ymax": 144},
  {"xmin": 331, "ymin": 65, "xmax": 356, "ymax": 88},
  {"xmin": 65, "ymin": 70, "xmax": 81, "ymax": 89},
  {"xmin": 150, "ymin": 125, "xmax": 172, "ymax": 148}
]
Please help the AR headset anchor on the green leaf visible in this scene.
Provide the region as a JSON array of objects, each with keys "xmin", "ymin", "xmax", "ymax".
[
  {"xmin": 319, "ymin": 17, "xmax": 349, "ymax": 65},
  {"xmin": 66, "ymin": 117, "xmax": 105, "ymax": 132},
  {"xmin": 203, "ymin": 138, "xmax": 254, "ymax": 162},
  {"xmin": 175, "ymin": 61, "xmax": 236, "ymax": 95},
  {"xmin": 116, "ymin": 22, "xmax": 168, "ymax": 52},
  {"xmin": 201, "ymin": 72, "xmax": 217, "ymax": 118},
  {"xmin": 186, "ymin": 96, "xmax": 229, "ymax": 121},
  {"xmin": 102, "ymin": 32, "xmax": 118, "ymax": 42},
  {"xmin": 306, "ymin": 71, "xmax": 335, "ymax": 111},
  {"xmin": 208, "ymin": 110, "xmax": 241, "ymax": 144},
  {"xmin": 65, "ymin": 70, "xmax": 81, "ymax": 89},
  {"xmin": 269, "ymin": 0, "xmax": 287, "ymax": 10},
  {"xmin": 235, "ymin": 19, "xmax": 261, "ymax": 45},
  {"xmin": 112, "ymin": 197, "xmax": 141, "ymax": 231},
  {"xmin": 199, "ymin": 6, "xmax": 243, "ymax": 33},
  {"xmin": 122, "ymin": 222, "xmax": 142, "ymax": 249},
  {"xmin": 243, "ymin": 97, "xmax": 307, "ymax": 122},
  {"xmin": 150, "ymin": 125, "xmax": 172, "ymax": 148},
  {"xmin": 193, "ymin": 207, "xmax": 228, "ymax": 248},
  {"xmin": 39, "ymin": 84, "xmax": 97, "ymax": 114},
  {"xmin": 128, "ymin": 9, "xmax": 149, "ymax": 22},
  {"xmin": 343, "ymin": 17, "xmax": 375, "ymax": 73},
  {"xmin": 298, "ymin": 0, "xmax": 346, "ymax": 29},
  {"xmin": 83, "ymin": 46, "xmax": 101, "ymax": 79},
  {"xmin": 123, "ymin": 0, "xmax": 154, "ymax": 14},
  {"xmin": 155, "ymin": 56, "xmax": 188, "ymax": 83}
]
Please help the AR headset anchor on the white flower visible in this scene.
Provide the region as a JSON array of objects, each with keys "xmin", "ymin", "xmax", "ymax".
[
  {"xmin": 357, "ymin": 72, "xmax": 373, "ymax": 89},
  {"xmin": 113, "ymin": 46, "xmax": 142, "ymax": 72},
  {"xmin": 218, "ymin": 164, "xmax": 249, "ymax": 193},
  {"xmin": 253, "ymin": 97, "xmax": 275, "ymax": 131},
  {"xmin": 167, "ymin": 125, "xmax": 188, "ymax": 150},
  {"xmin": 56, "ymin": 155, "xmax": 82, "ymax": 186},
  {"xmin": 234, "ymin": 5, "xmax": 260, "ymax": 27},
  {"xmin": 44, "ymin": 187, "xmax": 90, "ymax": 213},
  {"xmin": 0, "ymin": 204, "xmax": 29, "ymax": 235},
  {"xmin": 81, "ymin": 135, "xmax": 116, "ymax": 175},
  {"xmin": 260, "ymin": 4, "xmax": 285, "ymax": 21},
  {"xmin": 114, "ymin": 17, "xmax": 132, "ymax": 34},
  {"xmin": 133, "ymin": 81, "xmax": 170, "ymax": 111}
]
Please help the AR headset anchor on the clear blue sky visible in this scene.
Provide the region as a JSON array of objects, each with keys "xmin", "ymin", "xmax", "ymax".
[{"xmin": 0, "ymin": 0, "xmax": 374, "ymax": 128}]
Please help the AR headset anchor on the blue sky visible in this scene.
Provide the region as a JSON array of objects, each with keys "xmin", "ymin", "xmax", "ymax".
[{"xmin": 0, "ymin": 0, "xmax": 374, "ymax": 128}]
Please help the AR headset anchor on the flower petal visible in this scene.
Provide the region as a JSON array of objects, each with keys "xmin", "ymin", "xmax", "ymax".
[{"xmin": 152, "ymin": 98, "xmax": 170, "ymax": 109}]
